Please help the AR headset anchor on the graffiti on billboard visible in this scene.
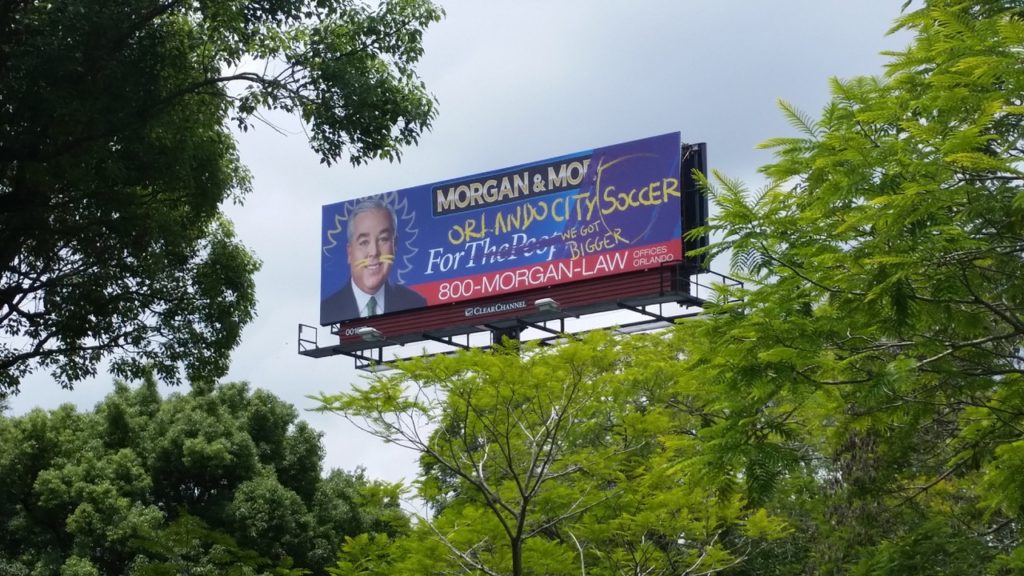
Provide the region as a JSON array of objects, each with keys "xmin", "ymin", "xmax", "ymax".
[{"xmin": 321, "ymin": 132, "xmax": 683, "ymax": 325}]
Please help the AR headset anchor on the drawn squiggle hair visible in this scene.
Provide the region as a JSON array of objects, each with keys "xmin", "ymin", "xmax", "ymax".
[{"xmin": 323, "ymin": 193, "xmax": 419, "ymax": 284}]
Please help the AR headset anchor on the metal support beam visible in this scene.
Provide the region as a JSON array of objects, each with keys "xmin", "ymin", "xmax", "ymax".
[
  {"xmin": 617, "ymin": 303, "xmax": 677, "ymax": 323},
  {"xmin": 423, "ymin": 333, "xmax": 471, "ymax": 350}
]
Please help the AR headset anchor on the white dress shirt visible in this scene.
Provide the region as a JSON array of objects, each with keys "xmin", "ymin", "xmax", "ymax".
[{"xmin": 351, "ymin": 281, "xmax": 386, "ymax": 317}]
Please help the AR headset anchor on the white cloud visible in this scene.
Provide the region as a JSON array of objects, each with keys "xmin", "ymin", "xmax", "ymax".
[{"xmin": 10, "ymin": 1, "xmax": 911, "ymax": 486}]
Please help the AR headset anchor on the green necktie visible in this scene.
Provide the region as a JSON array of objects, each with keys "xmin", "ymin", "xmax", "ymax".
[{"xmin": 366, "ymin": 296, "xmax": 377, "ymax": 317}]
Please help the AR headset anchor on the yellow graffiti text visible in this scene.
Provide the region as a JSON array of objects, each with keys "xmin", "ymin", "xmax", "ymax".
[{"xmin": 600, "ymin": 177, "xmax": 679, "ymax": 216}]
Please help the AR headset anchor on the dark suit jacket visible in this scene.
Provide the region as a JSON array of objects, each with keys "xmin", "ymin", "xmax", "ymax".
[{"xmin": 320, "ymin": 281, "xmax": 427, "ymax": 324}]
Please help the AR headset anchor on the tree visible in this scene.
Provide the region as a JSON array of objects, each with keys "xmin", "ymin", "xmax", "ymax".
[
  {"xmin": 316, "ymin": 333, "xmax": 788, "ymax": 576},
  {"xmin": 0, "ymin": 0, "xmax": 442, "ymax": 394},
  {"xmin": 0, "ymin": 375, "xmax": 408, "ymax": 575},
  {"xmin": 666, "ymin": 0, "xmax": 1024, "ymax": 571}
]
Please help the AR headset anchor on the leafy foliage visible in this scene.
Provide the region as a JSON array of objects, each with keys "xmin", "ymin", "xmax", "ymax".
[
  {"xmin": 0, "ymin": 376, "xmax": 407, "ymax": 575},
  {"xmin": 0, "ymin": 0, "xmax": 442, "ymax": 394},
  {"xmin": 316, "ymin": 333, "xmax": 788, "ymax": 576},
  {"xmin": 672, "ymin": 0, "xmax": 1024, "ymax": 572}
]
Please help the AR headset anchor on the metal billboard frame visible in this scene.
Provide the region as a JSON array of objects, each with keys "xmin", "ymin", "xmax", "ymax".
[{"xmin": 298, "ymin": 141, "xmax": 735, "ymax": 371}]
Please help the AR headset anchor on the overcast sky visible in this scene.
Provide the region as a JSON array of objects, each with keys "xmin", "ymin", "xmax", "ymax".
[{"xmin": 10, "ymin": 1, "xmax": 912, "ymax": 486}]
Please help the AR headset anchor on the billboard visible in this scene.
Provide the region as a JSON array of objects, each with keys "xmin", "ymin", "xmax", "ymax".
[{"xmin": 321, "ymin": 132, "xmax": 684, "ymax": 326}]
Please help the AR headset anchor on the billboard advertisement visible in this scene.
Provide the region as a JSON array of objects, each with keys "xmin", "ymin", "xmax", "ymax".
[{"xmin": 320, "ymin": 132, "xmax": 684, "ymax": 326}]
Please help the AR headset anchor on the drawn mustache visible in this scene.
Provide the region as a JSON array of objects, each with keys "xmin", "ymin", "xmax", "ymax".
[{"xmin": 355, "ymin": 254, "xmax": 394, "ymax": 268}]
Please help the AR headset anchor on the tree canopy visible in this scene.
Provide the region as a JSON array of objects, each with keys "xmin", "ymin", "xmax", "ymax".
[
  {"xmin": 675, "ymin": 0, "xmax": 1024, "ymax": 571},
  {"xmin": 316, "ymin": 334, "xmax": 788, "ymax": 576},
  {"xmin": 0, "ymin": 375, "xmax": 408, "ymax": 575},
  {"xmin": 0, "ymin": 0, "xmax": 442, "ymax": 394}
]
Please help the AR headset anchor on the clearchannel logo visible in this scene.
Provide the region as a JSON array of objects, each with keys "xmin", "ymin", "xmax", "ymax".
[{"xmin": 464, "ymin": 300, "xmax": 528, "ymax": 318}]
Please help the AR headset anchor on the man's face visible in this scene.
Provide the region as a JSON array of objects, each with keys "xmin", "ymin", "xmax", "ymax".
[{"xmin": 347, "ymin": 207, "xmax": 395, "ymax": 294}]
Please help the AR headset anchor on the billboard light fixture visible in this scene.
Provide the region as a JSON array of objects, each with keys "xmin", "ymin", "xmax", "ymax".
[
  {"xmin": 534, "ymin": 298, "xmax": 560, "ymax": 313},
  {"xmin": 354, "ymin": 326, "xmax": 384, "ymax": 342}
]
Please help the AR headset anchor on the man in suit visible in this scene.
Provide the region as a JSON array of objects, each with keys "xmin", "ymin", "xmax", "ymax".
[{"xmin": 320, "ymin": 199, "xmax": 427, "ymax": 324}]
